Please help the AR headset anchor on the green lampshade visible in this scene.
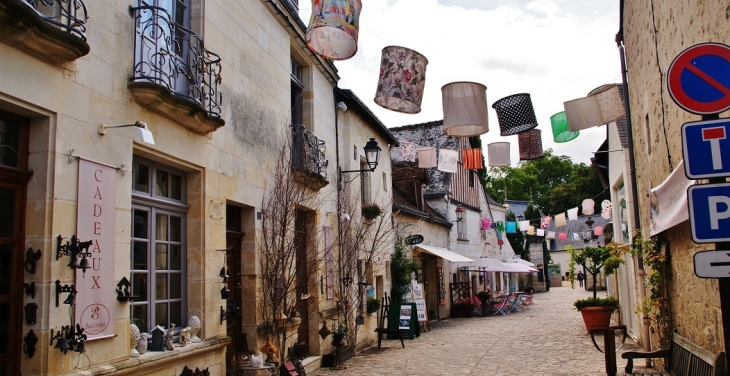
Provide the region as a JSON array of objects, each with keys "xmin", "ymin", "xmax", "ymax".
[{"xmin": 550, "ymin": 111, "xmax": 579, "ymax": 143}]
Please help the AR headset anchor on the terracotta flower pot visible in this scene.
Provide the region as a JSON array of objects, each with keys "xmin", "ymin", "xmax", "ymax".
[{"xmin": 579, "ymin": 306, "xmax": 614, "ymax": 333}]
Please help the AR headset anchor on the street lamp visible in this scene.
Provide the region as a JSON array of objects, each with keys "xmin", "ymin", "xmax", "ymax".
[
  {"xmin": 455, "ymin": 205, "xmax": 465, "ymax": 222},
  {"xmin": 340, "ymin": 138, "xmax": 382, "ymax": 175}
]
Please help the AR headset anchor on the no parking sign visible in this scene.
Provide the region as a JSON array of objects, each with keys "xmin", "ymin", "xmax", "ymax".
[{"xmin": 668, "ymin": 43, "xmax": 730, "ymax": 115}]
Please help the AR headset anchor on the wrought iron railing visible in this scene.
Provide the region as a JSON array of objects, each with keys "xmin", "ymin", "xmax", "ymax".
[
  {"xmin": 292, "ymin": 124, "xmax": 328, "ymax": 181},
  {"xmin": 24, "ymin": 0, "xmax": 88, "ymax": 40},
  {"xmin": 130, "ymin": 5, "xmax": 222, "ymax": 119}
]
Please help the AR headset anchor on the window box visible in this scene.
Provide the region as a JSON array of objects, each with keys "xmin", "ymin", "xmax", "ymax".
[{"xmin": 0, "ymin": 0, "xmax": 90, "ymax": 64}]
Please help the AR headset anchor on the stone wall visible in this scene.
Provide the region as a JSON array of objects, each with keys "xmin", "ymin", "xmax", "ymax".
[{"xmin": 623, "ymin": 0, "xmax": 730, "ymax": 353}]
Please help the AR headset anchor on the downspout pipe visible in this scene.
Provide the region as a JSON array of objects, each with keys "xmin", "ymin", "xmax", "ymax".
[{"xmin": 616, "ymin": 0, "xmax": 651, "ymax": 356}]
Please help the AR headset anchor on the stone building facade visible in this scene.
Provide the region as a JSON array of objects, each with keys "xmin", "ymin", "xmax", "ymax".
[
  {"xmin": 621, "ymin": 0, "xmax": 729, "ymax": 353},
  {"xmin": 0, "ymin": 0, "xmax": 394, "ymax": 374}
]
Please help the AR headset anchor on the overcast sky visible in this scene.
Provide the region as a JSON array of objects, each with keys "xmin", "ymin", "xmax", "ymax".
[{"xmin": 298, "ymin": 0, "xmax": 621, "ymax": 165}]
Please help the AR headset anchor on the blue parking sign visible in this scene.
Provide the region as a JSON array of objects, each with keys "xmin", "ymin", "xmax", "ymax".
[
  {"xmin": 682, "ymin": 119, "xmax": 730, "ymax": 179},
  {"xmin": 688, "ymin": 183, "xmax": 730, "ymax": 243}
]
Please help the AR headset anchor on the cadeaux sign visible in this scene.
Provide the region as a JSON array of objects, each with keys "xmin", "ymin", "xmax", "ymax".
[{"xmin": 76, "ymin": 159, "xmax": 116, "ymax": 340}]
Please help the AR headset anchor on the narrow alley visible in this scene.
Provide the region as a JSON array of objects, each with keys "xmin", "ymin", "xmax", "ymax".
[{"xmin": 313, "ymin": 285, "xmax": 643, "ymax": 376}]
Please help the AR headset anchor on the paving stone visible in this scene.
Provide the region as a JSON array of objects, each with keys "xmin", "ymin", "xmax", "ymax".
[{"xmin": 311, "ymin": 286, "xmax": 645, "ymax": 376}]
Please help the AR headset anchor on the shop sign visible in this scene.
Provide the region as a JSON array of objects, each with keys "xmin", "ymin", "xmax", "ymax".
[{"xmin": 76, "ymin": 159, "xmax": 116, "ymax": 340}]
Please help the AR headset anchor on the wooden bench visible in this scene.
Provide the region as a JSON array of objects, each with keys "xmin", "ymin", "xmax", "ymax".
[{"xmin": 621, "ymin": 330, "xmax": 727, "ymax": 376}]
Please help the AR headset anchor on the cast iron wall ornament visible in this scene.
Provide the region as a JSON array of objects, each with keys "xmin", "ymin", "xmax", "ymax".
[
  {"xmin": 24, "ymin": 247, "xmax": 42, "ymax": 274},
  {"xmin": 56, "ymin": 235, "xmax": 93, "ymax": 273},
  {"xmin": 180, "ymin": 366, "xmax": 210, "ymax": 376},
  {"xmin": 24, "ymin": 330, "xmax": 38, "ymax": 358},
  {"xmin": 55, "ymin": 280, "xmax": 77, "ymax": 307},
  {"xmin": 24, "ymin": 303, "xmax": 38, "ymax": 325},
  {"xmin": 23, "ymin": 281, "xmax": 35, "ymax": 298},
  {"xmin": 116, "ymin": 276, "xmax": 138, "ymax": 302}
]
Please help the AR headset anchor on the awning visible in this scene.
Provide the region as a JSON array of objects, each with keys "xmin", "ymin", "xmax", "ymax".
[
  {"xmin": 506, "ymin": 258, "xmax": 536, "ymax": 268},
  {"xmin": 414, "ymin": 245, "xmax": 474, "ymax": 263},
  {"xmin": 453, "ymin": 257, "xmax": 505, "ymax": 271}
]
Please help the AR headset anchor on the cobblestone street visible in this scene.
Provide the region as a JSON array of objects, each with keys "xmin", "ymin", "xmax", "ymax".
[{"xmin": 312, "ymin": 284, "xmax": 645, "ymax": 376}]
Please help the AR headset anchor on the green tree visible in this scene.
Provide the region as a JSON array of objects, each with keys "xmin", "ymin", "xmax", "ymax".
[{"xmin": 485, "ymin": 149, "xmax": 604, "ymax": 215}]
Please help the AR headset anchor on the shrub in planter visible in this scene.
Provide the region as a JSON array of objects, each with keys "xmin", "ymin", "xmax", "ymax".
[
  {"xmin": 476, "ymin": 291, "xmax": 491, "ymax": 302},
  {"xmin": 450, "ymin": 299, "xmax": 474, "ymax": 318},
  {"xmin": 366, "ymin": 298, "xmax": 381, "ymax": 314},
  {"xmin": 523, "ymin": 285, "xmax": 535, "ymax": 294},
  {"xmin": 361, "ymin": 203, "xmax": 383, "ymax": 219}
]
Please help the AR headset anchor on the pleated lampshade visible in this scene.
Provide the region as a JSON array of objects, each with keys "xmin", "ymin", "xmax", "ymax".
[
  {"xmin": 550, "ymin": 111, "xmax": 579, "ymax": 143},
  {"xmin": 564, "ymin": 84, "xmax": 625, "ymax": 131},
  {"xmin": 487, "ymin": 142, "xmax": 511, "ymax": 167},
  {"xmin": 374, "ymin": 46, "xmax": 428, "ymax": 114},
  {"xmin": 441, "ymin": 81, "xmax": 489, "ymax": 137},
  {"xmin": 492, "ymin": 93, "xmax": 538, "ymax": 136},
  {"xmin": 518, "ymin": 128, "xmax": 543, "ymax": 160},
  {"xmin": 306, "ymin": 0, "xmax": 362, "ymax": 60}
]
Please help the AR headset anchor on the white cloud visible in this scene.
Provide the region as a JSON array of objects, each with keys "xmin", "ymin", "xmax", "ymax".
[{"xmin": 299, "ymin": 0, "xmax": 621, "ymax": 165}]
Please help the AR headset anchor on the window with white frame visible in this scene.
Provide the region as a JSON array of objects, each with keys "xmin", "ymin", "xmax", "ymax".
[
  {"xmin": 457, "ymin": 214, "xmax": 468, "ymax": 240},
  {"xmin": 130, "ymin": 157, "xmax": 188, "ymax": 334}
]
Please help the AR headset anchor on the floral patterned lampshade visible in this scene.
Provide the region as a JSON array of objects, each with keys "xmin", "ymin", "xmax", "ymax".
[
  {"xmin": 441, "ymin": 81, "xmax": 489, "ymax": 136},
  {"xmin": 306, "ymin": 0, "xmax": 362, "ymax": 60},
  {"xmin": 550, "ymin": 111, "xmax": 579, "ymax": 143},
  {"xmin": 374, "ymin": 46, "xmax": 428, "ymax": 114},
  {"xmin": 492, "ymin": 93, "xmax": 538, "ymax": 136},
  {"xmin": 518, "ymin": 128, "xmax": 543, "ymax": 161},
  {"xmin": 487, "ymin": 142, "xmax": 511, "ymax": 167},
  {"xmin": 564, "ymin": 84, "xmax": 625, "ymax": 131}
]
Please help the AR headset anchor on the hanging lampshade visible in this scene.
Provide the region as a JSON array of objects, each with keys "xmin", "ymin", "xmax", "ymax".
[
  {"xmin": 550, "ymin": 111, "xmax": 580, "ymax": 143},
  {"xmin": 518, "ymin": 129, "xmax": 543, "ymax": 160},
  {"xmin": 374, "ymin": 46, "xmax": 428, "ymax": 114},
  {"xmin": 441, "ymin": 81, "xmax": 488, "ymax": 136},
  {"xmin": 487, "ymin": 142, "xmax": 511, "ymax": 167},
  {"xmin": 564, "ymin": 84, "xmax": 626, "ymax": 131},
  {"xmin": 492, "ymin": 93, "xmax": 538, "ymax": 136},
  {"xmin": 306, "ymin": 0, "xmax": 362, "ymax": 60}
]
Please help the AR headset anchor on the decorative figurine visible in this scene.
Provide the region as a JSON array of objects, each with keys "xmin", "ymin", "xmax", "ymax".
[
  {"xmin": 188, "ymin": 316, "xmax": 201, "ymax": 343},
  {"xmin": 260, "ymin": 335, "xmax": 278, "ymax": 364},
  {"xmin": 164, "ymin": 323, "xmax": 175, "ymax": 351},
  {"xmin": 179, "ymin": 327, "xmax": 190, "ymax": 347},
  {"xmin": 136, "ymin": 333, "xmax": 148, "ymax": 355},
  {"xmin": 250, "ymin": 351, "xmax": 263, "ymax": 368},
  {"xmin": 130, "ymin": 324, "xmax": 141, "ymax": 358}
]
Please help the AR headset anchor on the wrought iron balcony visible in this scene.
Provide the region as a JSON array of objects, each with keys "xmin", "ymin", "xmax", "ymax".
[
  {"xmin": 128, "ymin": 5, "xmax": 224, "ymax": 135},
  {"xmin": 25, "ymin": 0, "xmax": 87, "ymax": 39},
  {"xmin": 292, "ymin": 124, "xmax": 329, "ymax": 189},
  {"xmin": 0, "ymin": 0, "xmax": 89, "ymax": 64}
]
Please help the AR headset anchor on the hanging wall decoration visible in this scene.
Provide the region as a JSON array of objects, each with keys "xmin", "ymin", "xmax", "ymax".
[
  {"xmin": 601, "ymin": 200, "xmax": 613, "ymax": 219},
  {"xmin": 567, "ymin": 207, "xmax": 579, "ymax": 221},
  {"xmin": 563, "ymin": 84, "xmax": 625, "ymax": 132},
  {"xmin": 555, "ymin": 213, "xmax": 567, "ymax": 227},
  {"xmin": 492, "ymin": 93, "xmax": 538, "ymax": 136},
  {"xmin": 550, "ymin": 111, "xmax": 579, "ymax": 143},
  {"xmin": 540, "ymin": 215, "xmax": 551, "ymax": 229},
  {"xmin": 374, "ymin": 46, "xmax": 428, "ymax": 114},
  {"xmin": 582, "ymin": 199, "xmax": 595, "ymax": 215},
  {"xmin": 441, "ymin": 81, "xmax": 489, "ymax": 136},
  {"xmin": 487, "ymin": 142, "xmax": 511, "ymax": 167},
  {"xmin": 306, "ymin": 0, "xmax": 362, "ymax": 60},
  {"xmin": 518, "ymin": 128, "xmax": 543, "ymax": 160}
]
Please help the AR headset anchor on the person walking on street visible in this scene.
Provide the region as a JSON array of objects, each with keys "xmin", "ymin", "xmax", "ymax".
[{"xmin": 577, "ymin": 271, "xmax": 585, "ymax": 288}]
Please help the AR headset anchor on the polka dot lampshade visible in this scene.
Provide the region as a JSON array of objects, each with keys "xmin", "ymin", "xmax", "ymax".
[
  {"xmin": 492, "ymin": 93, "xmax": 538, "ymax": 136},
  {"xmin": 306, "ymin": 0, "xmax": 362, "ymax": 60},
  {"xmin": 518, "ymin": 128, "xmax": 543, "ymax": 161}
]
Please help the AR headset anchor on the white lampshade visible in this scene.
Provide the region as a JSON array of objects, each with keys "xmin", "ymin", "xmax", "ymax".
[
  {"xmin": 564, "ymin": 84, "xmax": 625, "ymax": 131},
  {"xmin": 487, "ymin": 142, "xmax": 511, "ymax": 167},
  {"xmin": 306, "ymin": 0, "xmax": 362, "ymax": 60},
  {"xmin": 374, "ymin": 46, "xmax": 428, "ymax": 114},
  {"xmin": 441, "ymin": 81, "xmax": 489, "ymax": 137}
]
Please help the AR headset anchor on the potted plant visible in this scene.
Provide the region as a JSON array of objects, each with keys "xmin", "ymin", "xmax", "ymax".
[
  {"xmin": 332, "ymin": 321, "xmax": 348, "ymax": 348},
  {"xmin": 361, "ymin": 203, "xmax": 383, "ymax": 220},
  {"xmin": 450, "ymin": 298, "xmax": 474, "ymax": 318},
  {"xmin": 567, "ymin": 243, "xmax": 624, "ymax": 333},
  {"xmin": 366, "ymin": 298, "xmax": 381, "ymax": 314},
  {"xmin": 476, "ymin": 290, "xmax": 492, "ymax": 316},
  {"xmin": 523, "ymin": 285, "xmax": 535, "ymax": 294}
]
